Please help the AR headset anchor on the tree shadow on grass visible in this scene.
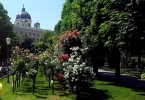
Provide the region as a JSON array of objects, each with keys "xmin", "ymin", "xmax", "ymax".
[
  {"xmin": 139, "ymin": 93, "xmax": 145, "ymax": 96},
  {"xmin": 98, "ymin": 79, "xmax": 145, "ymax": 97},
  {"xmin": 103, "ymin": 80, "xmax": 145, "ymax": 90},
  {"xmin": 16, "ymin": 79, "xmax": 50, "ymax": 99},
  {"xmin": 57, "ymin": 88, "xmax": 111, "ymax": 100},
  {"xmin": 34, "ymin": 80, "xmax": 50, "ymax": 99},
  {"xmin": 36, "ymin": 81, "xmax": 46, "ymax": 84},
  {"xmin": 16, "ymin": 84, "xmax": 33, "ymax": 93},
  {"xmin": 35, "ymin": 86, "xmax": 50, "ymax": 95},
  {"xmin": 15, "ymin": 79, "xmax": 34, "ymax": 94},
  {"xmin": 77, "ymin": 88, "xmax": 111, "ymax": 100},
  {"xmin": 98, "ymin": 75, "xmax": 144, "ymax": 89}
]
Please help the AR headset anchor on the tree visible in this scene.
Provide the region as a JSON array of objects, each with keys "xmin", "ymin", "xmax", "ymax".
[
  {"xmin": 55, "ymin": 0, "xmax": 145, "ymax": 82},
  {"xmin": 60, "ymin": 0, "xmax": 94, "ymax": 32},
  {"xmin": 38, "ymin": 30, "xmax": 57, "ymax": 49},
  {"xmin": 125, "ymin": 0, "xmax": 145, "ymax": 68},
  {"xmin": 19, "ymin": 35, "xmax": 33, "ymax": 49},
  {"xmin": 0, "ymin": 3, "xmax": 14, "ymax": 60},
  {"xmin": 54, "ymin": 20, "xmax": 62, "ymax": 34},
  {"xmin": 31, "ymin": 42, "xmax": 48, "ymax": 53},
  {"xmin": 38, "ymin": 30, "xmax": 55, "ymax": 43}
]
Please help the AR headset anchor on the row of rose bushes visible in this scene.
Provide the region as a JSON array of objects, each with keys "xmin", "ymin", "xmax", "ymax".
[
  {"xmin": 9, "ymin": 29, "xmax": 95, "ymax": 93},
  {"xmin": 39, "ymin": 30, "xmax": 95, "ymax": 93},
  {"xmin": 10, "ymin": 46, "xmax": 38, "ymax": 79}
]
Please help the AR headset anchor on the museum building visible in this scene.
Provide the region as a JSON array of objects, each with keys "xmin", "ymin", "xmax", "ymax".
[{"xmin": 13, "ymin": 5, "xmax": 44, "ymax": 42}]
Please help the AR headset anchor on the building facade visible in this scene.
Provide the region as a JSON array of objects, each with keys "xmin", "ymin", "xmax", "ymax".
[{"xmin": 13, "ymin": 5, "xmax": 44, "ymax": 42}]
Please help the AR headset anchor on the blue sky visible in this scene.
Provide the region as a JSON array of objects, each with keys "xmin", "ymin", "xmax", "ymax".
[{"xmin": 0, "ymin": 0, "xmax": 65, "ymax": 31}]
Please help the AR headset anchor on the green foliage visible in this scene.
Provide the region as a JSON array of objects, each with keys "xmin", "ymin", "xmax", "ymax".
[
  {"xmin": 0, "ymin": 3, "xmax": 14, "ymax": 59},
  {"xmin": 55, "ymin": 0, "xmax": 145, "ymax": 71},
  {"xmin": 141, "ymin": 73, "xmax": 145, "ymax": 79},
  {"xmin": 27, "ymin": 68, "xmax": 37, "ymax": 79},
  {"xmin": 54, "ymin": 20, "xmax": 62, "ymax": 34},
  {"xmin": 31, "ymin": 42, "xmax": 48, "ymax": 53},
  {"xmin": 19, "ymin": 35, "xmax": 33, "ymax": 49},
  {"xmin": 38, "ymin": 30, "xmax": 55, "ymax": 43},
  {"xmin": 58, "ymin": 0, "xmax": 145, "ymax": 49},
  {"xmin": 10, "ymin": 46, "xmax": 38, "ymax": 80},
  {"xmin": 38, "ymin": 30, "xmax": 57, "ymax": 50},
  {"xmin": 59, "ymin": 0, "xmax": 94, "ymax": 33},
  {"xmin": 10, "ymin": 46, "xmax": 28, "ymax": 73}
]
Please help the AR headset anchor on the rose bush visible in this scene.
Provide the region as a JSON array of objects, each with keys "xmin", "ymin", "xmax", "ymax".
[
  {"xmin": 58, "ymin": 30, "xmax": 81, "ymax": 54},
  {"xmin": 51, "ymin": 30, "xmax": 95, "ymax": 93},
  {"xmin": 38, "ymin": 30, "xmax": 95, "ymax": 93},
  {"xmin": 10, "ymin": 46, "xmax": 38, "ymax": 79},
  {"xmin": 62, "ymin": 46, "xmax": 95, "ymax": 92}
]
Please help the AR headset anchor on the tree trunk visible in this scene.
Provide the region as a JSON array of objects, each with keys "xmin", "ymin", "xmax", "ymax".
[
  {"xmin": 109, "ymin": 46, "xmax": 121, "ymax": 82},
  {"xmin": 114, "ymin": 47, "xmax": 121, "ymax": 82},
  {"xmin": 138, "ymin": 50, "xmax": 141, "ymax": 68}
]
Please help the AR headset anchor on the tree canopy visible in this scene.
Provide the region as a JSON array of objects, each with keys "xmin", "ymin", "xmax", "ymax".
[
  {"xmin": 0, "ymin": 3, "xmax": 14, "ymax": 60},
  {"xmin": 54, "ymin": 0, "xmax": 145, "ymax": 81},
  {"xmin": 56, "ymin": 0, "xmax": 145, "ymax": 55}
]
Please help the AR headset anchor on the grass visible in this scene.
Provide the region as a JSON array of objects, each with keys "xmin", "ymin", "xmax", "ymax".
[
  {"xmin": 92, "ymin": 80, "xmax": 145, "ymax": 100},
  {"xmin": 0, "ymin": 70, "xmax": 75, "ymax": 100},
  {"xmin": 1, "ymin": 68, "xmax": 145, "ymax": 100}
]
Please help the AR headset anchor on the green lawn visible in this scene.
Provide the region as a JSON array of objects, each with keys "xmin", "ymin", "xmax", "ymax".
[
  {"xmin": 91, "ymin": 80, "xmax": 145, "ymax": 100},
  {"xmin": 0, "ymin": 69, "xmax": 145, "ymax": 100},
  {"xmin": 0, "ymin": 70, "xmax": 75, "ymax": 100}
]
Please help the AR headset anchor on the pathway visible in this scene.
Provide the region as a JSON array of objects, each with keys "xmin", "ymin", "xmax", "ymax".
[{"xmin": 98, "ymin": 69, "xmax": 145, "ymax": 89}]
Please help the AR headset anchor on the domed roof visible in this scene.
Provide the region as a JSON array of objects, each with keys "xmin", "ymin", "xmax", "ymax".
[{"xmin": 16, "ymin": 5, "xmax": 31, "ymax": 19}]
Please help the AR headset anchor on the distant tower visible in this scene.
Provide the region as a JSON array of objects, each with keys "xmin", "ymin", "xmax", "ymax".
[
  {"xmin": 34, "ymin": 22, "xmax": 40, "ymax": 29},
  {"xmin": 14, "ymin": 5, "xmax": 32, "ymax": 27}
]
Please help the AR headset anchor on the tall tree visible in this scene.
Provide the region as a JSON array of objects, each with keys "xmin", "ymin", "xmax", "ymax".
[
  {"xmin": 125, "ymin": 0, "xmax": 145, "ymax": 68},
  {"xmin": 54, "ymin": 20, "xmax": 62, "ymax": 34},
  {"xmin": 38, "ymin": 30, "xmax": 55, "ymax": 43},
  {"xmin": 55, "ymin": 0, "xmax": 145, "ymax": 81},
  {"xmin": 60, "ymin": 0, "xmax": 94, "ymax": 32},
  {"xmin": 0, "ymin": 3, "xmax": 14, "ymax": 60},
  {"xmin": 38, "ymin": 30, "xmax": 57, "ymax": 49}
]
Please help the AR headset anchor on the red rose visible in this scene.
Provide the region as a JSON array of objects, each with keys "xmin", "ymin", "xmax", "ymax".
[
  {"xmin": 73, "ymin": 30, "xmax": 78, "ymax": 34},
  {"xmin": 58, "ymin": 36, "xmax": 62, "ymax": 41},
  {"xmin": 57, "ymin": 43, "xmax": 61, "ymax": 48},
  {"xmin": 58, "ymin": 73, "xmax": 63, "ymax": 79},
  {"xmin": 76, "ymin": 32, "xmax": 80, "ymax": 36}
]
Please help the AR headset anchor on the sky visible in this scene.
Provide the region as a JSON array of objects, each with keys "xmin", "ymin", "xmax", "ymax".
[{"xmin": 0, "ymin": 0, "xmax": 65, "ymax": 31}]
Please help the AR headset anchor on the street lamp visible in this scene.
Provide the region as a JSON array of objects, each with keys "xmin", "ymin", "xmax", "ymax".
[{"xmin": 6, "ymin": 38, "xmax": 11, "ymax": 83}]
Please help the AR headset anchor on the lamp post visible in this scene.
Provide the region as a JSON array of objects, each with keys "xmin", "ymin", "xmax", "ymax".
[{"xmin": 6, "ymin": 38, "xmax": 11, "ymax": 83}]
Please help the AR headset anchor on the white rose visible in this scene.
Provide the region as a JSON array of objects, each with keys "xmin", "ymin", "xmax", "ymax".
[
  {"xmin": 77, "ymin": 57, "xmax": 81, "ymax": 61},
  {"xmin": 80, "ymin": 64, "xmax": 83, "ymax": 67},
  {"xmin": 82, "ymin": 62, "xmax": 86, "ymax": 66},
  {"xmin": 76, "ymin": 60, "xmax": 80, "ymax": 64},
  {"xmin": 69, "ymin": 65, "xmax": 72, "ymax": 68}
]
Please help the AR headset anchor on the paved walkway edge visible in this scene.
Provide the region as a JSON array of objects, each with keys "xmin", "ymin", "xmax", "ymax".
[{"xmin": 98, "ymin": 69, "xmax": 145, "ymax": 89}]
